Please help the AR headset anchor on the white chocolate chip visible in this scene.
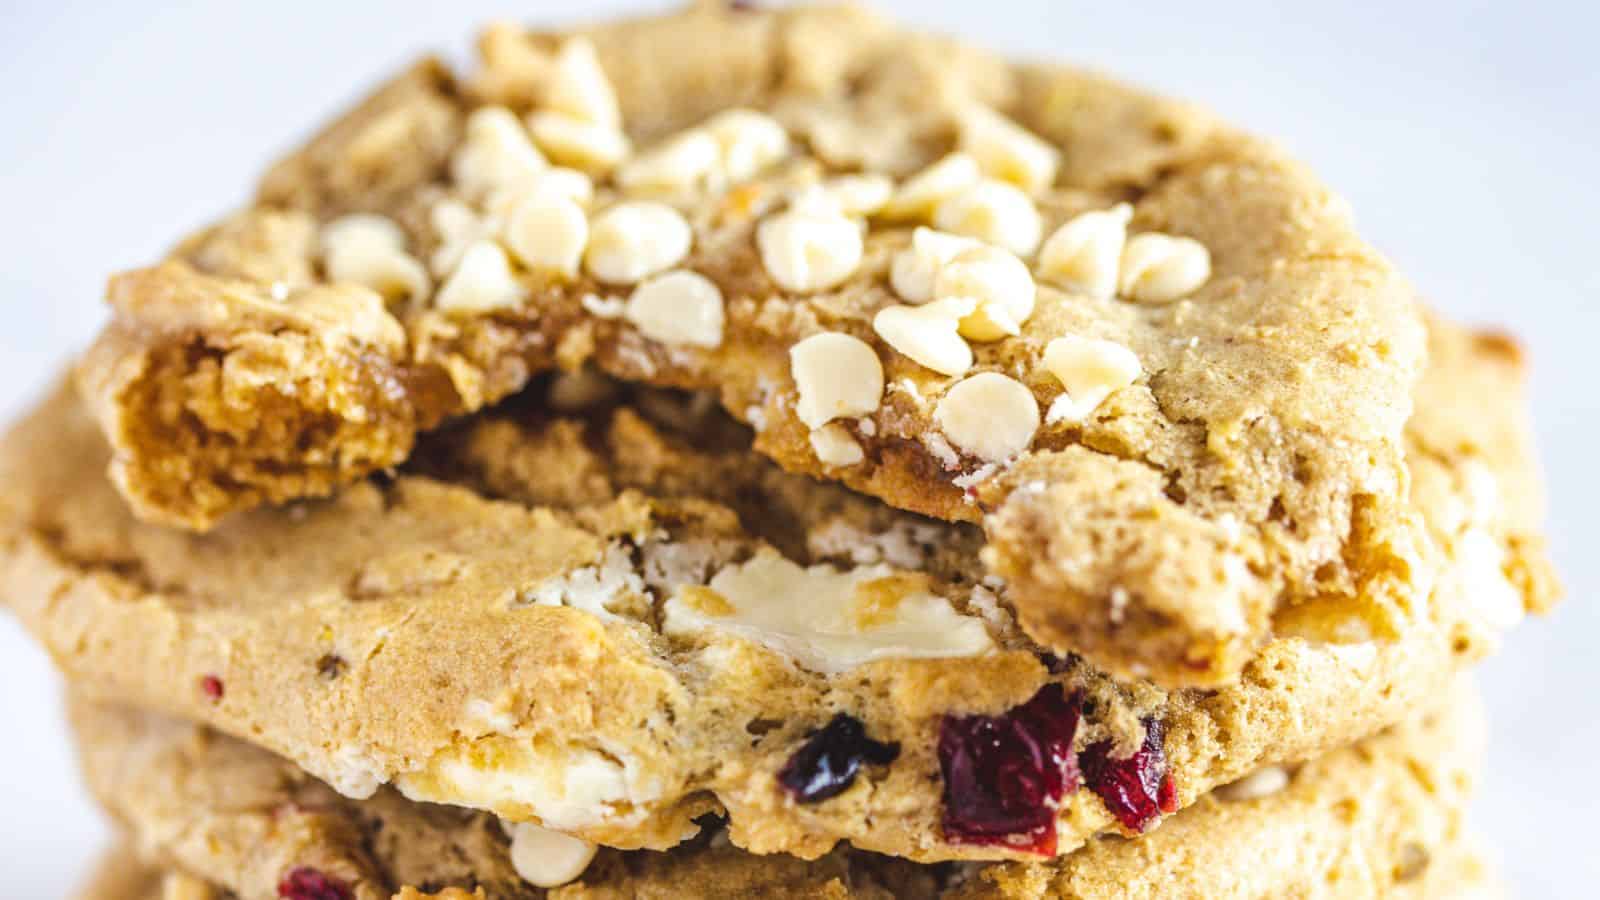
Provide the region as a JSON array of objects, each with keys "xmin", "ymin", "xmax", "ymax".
[
  {"xmin": 790, "ymin": 332, "xmax": 884, "ymax": 428},
  {"xmin": 809, "ymin": 423, "xmax": 865, "ymax": 467},
  {"xmin": 624, "ymin": 269, "xmax": 725, "ymax": 348},
  {"xmin": 872, "ymin": 298, "xmax": 976, "ymax": 376},
  {"xmin": 320, "ymin": 214, "xmax": 431, "ymax": 302},
  {"xmin": 543, "ymin": 38, "xmax": 621, "ymax": 128},
  {"xmin": 507, "ymin": 821, "xmax": 599, "ymax": 888},
  {"xmin": 584, "ymin": 202, "xmax": 693, "ymax": 285},
  {"xmin": 453, "ymin": 106, "xmax": 548, "ymax": 200},
  {"xmin": 757, "ymin": 209, "xmax": 864, "ymax": 293},
  {"xmin": 705, "ymin": 108, "xmax": 790, "ymax": 182},
  {"xmin": 795, "ymin": 174, "xmax": 895, "ymax": 218},
  {"xmin": 883, "ymin": 152, "xmax": 982, "ymax": 221},
  {"xmin": 429, "ymin": 199, "xmax": 495, "ymax": 276},
  {"xmin": 435, "ymin": 240, "xmax": 525, "ymax": 311},
  {"xmin": 934, "ymin": 179, "xmax": 1044, "ymax": 256},
  {"xmin": 1037, "ymin": 204, "xmax": 1133, "ymax": 299},
  {"xmin": 959, "ymin": 105, "xmax": 1060, "ymax": 194},
  {"xmin": 889, "ymin": 227, "xmax": 982, "ymax": 303},
  {"xmin": 1119, "ymin": 233, "xmax": 1212, "ymax": 303},
  {"xmin": 501, "ymin": 193, "xmax": 588, "ymax": 278},
  {"xmin": 1215, "ymin": 767, "xmax": 1290, "ymax": 803},
  {"xmin": 490, "ymin": 166, "xmax": 594, "ymax": 212},
  {"xmin": 616, "ymin": 128, "xmax": 722, "ymax": 199},
  {"xmin": 1042, "ymin": 335, "xmax": 1142, "ymax": 424},
  {"xmin": 935, "ymin": 245, "xmax": 1036, "ymax": 342},
  {"xmin": 934, "ymin": 372, "xmax": 1039, "ymax": 462},
  {"xmin": 527, "ymin": 111, "xmax": 631, "ymax": 175}
]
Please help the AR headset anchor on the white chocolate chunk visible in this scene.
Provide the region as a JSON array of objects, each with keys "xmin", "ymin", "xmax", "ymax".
[
  {"xmin": 584, "ymin": 202, "xmax": 692, "ymax": 285},
  {"xmin": 543, "ymin": 38, "xmax": 621, "ymax": 128},
  {"xmin": 616, "ymin": 128, "xmax": 722, "ymax": 199},
  {"xmin": 790, "ymin": 332, "xmax": 884, "ymax": 428},
  {"xmin": 527, "ymin": 111, "xmax": 631, "ymax": 175},
  {"xmin": 1119, "ymin": 232, "xmax": 1212, "ymax": 303},
  {"xmin": 508, "ymin": 821, "xmax": 600, "ymax": 888},
  {"xmin": 934, "ymin": 179, "xmax": 1044, "ymax": 256},
  {"xmin": 1042, "ymin": 335, "xmax": 1142, "ymax": 424},
  {"xmin": 501, "ymin": 192, "xmax": 588, "ymax": 278},
  {"xmin": 883, "ymin": 152, "xmax": 982, "ymax": 220},
  {"xmin": 435, "ymin": 240, "xmax": 525, "ymax": 311},
  {"xmin": 320, "ymin": 214, "xmax": 431, "ymax": 302},
  {"xmin": 935, "ymin": 245, "xmax": 1036, "ymax": 341},
  {"xmin": 757, "ymin": 209, "xmax": 864, "ymax": 293},
  {"xmin": 934, "ymin": 372, "xmax": 1040, "ymax": 462},
  {"xmin": 809, "ymin": 423, "xmax": 865, "ymax": 467},
  {"xmin": 890, "ymin": 227, "xmax": 982, "ymax": 303},
  {"xmin": 959, "ymin": 105, "xmax": 1060, "ymax": 194},
  {"xmin": 872, "ymin": 298, "xmax": 976, "ymax": 376},
  {"xmin": 625, "ymin": 269, "xmax": 725, "ymax": 348},
  {"xmin": 453, "ymin": 106, "xmax": 547, "ymax": 200},
  {"xmin": 1037, "ymin": 204, "xmax": 1133, "ymax": 298},
  {"xmin": 661, "ymin": 551, "xmax": 993, "ymax": 674},
  {"xmin": 1215, "ymin": 766, "xmax": 1291, "ymax": 803},
  {"xmin": 705, "ymin": 108, "xmax": 790, "ymax": 182}
]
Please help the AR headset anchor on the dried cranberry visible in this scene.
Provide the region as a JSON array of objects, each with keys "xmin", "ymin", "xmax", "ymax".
[
  {"xmin": 937, "ymin": 683, "xmax": 1081, "ymax": 854},
  {"xmin": 200, "ymin": 675, "xmax": 224, "ymax": 702},
  {"xmin": 779, "ymin": 713, "xmax": 899, "ymax": 803},
  {"xmin": 277, "ymin": 867, "xmax": 351, "ymax": 900},
  {"xmin": 1081, "ymin": 717, "xmax": 1176, "ymax": 833}
]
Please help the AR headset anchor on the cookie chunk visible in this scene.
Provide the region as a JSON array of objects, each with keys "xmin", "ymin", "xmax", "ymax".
[
  {"xmin": 66, "ymin": 682, "xmax": 1492, "ymax": 899},
  {"xmin": 75, "ymin": 2, "xmax": 1429, "ymax": 686},
  {"xmin": 5, "ymin": 316, "xmax": 1553, "ymax": 862}
]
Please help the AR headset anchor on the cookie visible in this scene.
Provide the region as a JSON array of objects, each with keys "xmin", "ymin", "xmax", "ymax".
[
  {"xmin": 66, "ymin": 681, "xmax": 1493, "ymax": 899},
  {"xmin": 74, "ymin": 0, "xmax": 1432, "ymax": 687},
  {"xmin": 1, "ymin": 315, "xmax": 1552, "ymax": 863}
]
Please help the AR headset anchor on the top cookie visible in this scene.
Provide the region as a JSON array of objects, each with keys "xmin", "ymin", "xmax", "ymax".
[{"xmin": 76, "ymin": 1, "xmax": 1427, "ymax": 685}]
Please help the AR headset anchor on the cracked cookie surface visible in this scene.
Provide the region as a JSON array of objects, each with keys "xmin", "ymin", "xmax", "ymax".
[
  {"xmin": 76, "ymin": 1, "xmax": 1431, "ymax": 687},
  {"xmin": 68, "ymin": 682, "xmax": 1496, "ymax": 900},
  {"xmin": 4, "ymin": 316, "xmax": 1554, "ymax": 863}
]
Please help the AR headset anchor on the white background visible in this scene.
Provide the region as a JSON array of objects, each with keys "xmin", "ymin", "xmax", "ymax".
[{"xmin": 1, "ymin": 2, "xmax": 1594, "ymax": 896}]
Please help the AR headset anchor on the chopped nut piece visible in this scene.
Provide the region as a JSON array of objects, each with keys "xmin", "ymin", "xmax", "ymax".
[
  {"xmin": 935, "ymin": 245, "xmax": 1036, "ymax": 341},
  {"xmin": 809, "ymin": 422, "xmax": 865, "ymax": 467},
  {"xmin": 624, "ymin": 269, "xmax": 725, "ymax": 348},
  {"xmin": 882, "ymin": 152, "xmax": 982, "ymax": 220},
  {"xmin": 934, "ymin": 372, "xmax": 1040, "ymax": 462},
  {"xmin": 934, "ymin": 179, "xmax": 1044, "ymax": 257},
  {"xmin": 453, "ymin": 106, "xmax": 547, "ymax": 200},
  {"xmin": 872, "ymin": 298, "xmax": 976, "ymax": 376},
  {"xmin": 1119, "ymin": 232, "xmax": 1212, "ymax": 303},
  {"xmin": 705, "ymin": 108, "xmax": 790, "ymax": 182},
  {"xmin": 1037, "ymin": 204, "xmax": 1133, "ymax": 299},
  {"xmin": 757, "ymin": 209, "xmax": 864, "ymax": 293},
  {"xmin": 959, "ymin": 105, "xmax": 1060, "ymax": 194},
  {"xmin": 507, "ymin": 821, "xmax": 599, "ymax": 888},
  {"xmin": 1042, "ymin": 335, "xmax": 1142, "ymax": 424},
  {"xmin": 501, "ymin": 193, "xmax": 588, "ymax": 277},
  {"xmin": 584, "ymin": 202, "xmax": 693, "ymax": 285},
  {"xmin": 435, "ymin": 240, "xmax": 525, "ymax": 311},
  {"xmin": 547, "ymin": 370, "xmax": 618, "ymax": 411},
  {"xmin": 616, "ymin": 128, "xmax": 722, "ymax": 198},
  {"xmin": 890, "ymin": 227, "xmax": 982, "ymax": 303},
  {"xmin": 320, "ymin": 214, "xmax": 431, "ymax": 302},
  {"xmin": 543, "ymin": 38, "xmax": 621, "ymax": 128},
  {"xmin": 790, "ymin": 332, "xmax": 884, "ymax": 428},
  {"xmin": 526, "ymin": 111, "xmax": 631, "ymax": 175}
]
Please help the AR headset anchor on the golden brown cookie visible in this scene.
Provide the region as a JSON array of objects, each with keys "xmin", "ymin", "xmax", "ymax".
[
  {"xmin": 74, "ymin": 1, "xmax": 1431, "ymax": 687},
  {"xmin": 67, "ymin": 681, "xmax": 1494, "ymax": 899},
  {"xmin": 2, "ymin": 315, "xmax": 1552, "ymax": 864}
]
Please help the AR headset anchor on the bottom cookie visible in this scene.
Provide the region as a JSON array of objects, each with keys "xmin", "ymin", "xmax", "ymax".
[{"xmin": 69, "ymin": 680, "xmax": 1493, "ymax": 900}]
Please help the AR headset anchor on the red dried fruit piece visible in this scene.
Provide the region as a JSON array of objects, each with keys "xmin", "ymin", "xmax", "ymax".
[
  {"xmin": 1081, "ymin": 717, "xmax": 1176, "ymax": 833},
  {"xmin": 200, "ymin": 675, "xmax": 224, "ymax": 702},
  {"xmin": 937, "ymin": 683, "xmax": 1081, "ymax": 854},
  {"xmin": 779, "ymin": 713, "xmax": 900, "ymax": 803},
  {"xmin": 277, "ymin": 867, "xmax": 351, "ymax": 900}
]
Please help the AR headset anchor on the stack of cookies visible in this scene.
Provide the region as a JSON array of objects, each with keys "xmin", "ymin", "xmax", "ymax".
[{"xmin": 2, "ymin": 3, "xmax": 1559, "ymax": 898}]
